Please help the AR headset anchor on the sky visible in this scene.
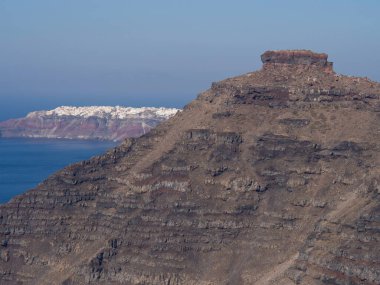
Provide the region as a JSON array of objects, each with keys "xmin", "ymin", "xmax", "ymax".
[{"xmin": 0, "ymin": 0, "xmax": 379, "ymax": 120}]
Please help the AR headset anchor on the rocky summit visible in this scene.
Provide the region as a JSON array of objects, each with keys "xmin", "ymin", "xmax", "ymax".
[{"xmin": 0, "ymin": 50, "xmax": 379, "ymax": 285}]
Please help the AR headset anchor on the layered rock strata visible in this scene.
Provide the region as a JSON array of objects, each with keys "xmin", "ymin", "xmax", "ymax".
[{"xmin": 0, "ymin": 50, "xmax": 379, "ymax": 285}]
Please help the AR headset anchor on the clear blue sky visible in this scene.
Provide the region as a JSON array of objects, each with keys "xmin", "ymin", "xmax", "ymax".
[{"xmin": 0, "ymin": 0, "xmax": 379, "ymax": 120}]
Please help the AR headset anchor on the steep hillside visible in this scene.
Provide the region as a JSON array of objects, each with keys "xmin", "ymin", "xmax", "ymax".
[{"xmin": 0, "ymin": 50, "xmax": 379, "ymax": 285}]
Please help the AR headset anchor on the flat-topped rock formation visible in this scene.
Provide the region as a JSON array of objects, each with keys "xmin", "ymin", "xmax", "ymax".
[
  {"xmin": 0, "ymin": 50, "xmax": 379, "ymax": 285},
  {"xmin": 261, "ymin": 50, "xmax": 329, "ymax": 65},
  {"xmin": 261, "ymin": 50, "xmax": 334, "ymax": 73}
]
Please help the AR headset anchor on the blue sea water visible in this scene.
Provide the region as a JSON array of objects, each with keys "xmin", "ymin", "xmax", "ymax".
[{"xmin": 0, "ymin": 138, "xmax": 117, "ymax": 203}]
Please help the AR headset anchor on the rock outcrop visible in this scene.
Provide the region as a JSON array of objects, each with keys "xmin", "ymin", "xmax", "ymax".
[
  {"xmin": 262, "ymin": 50, "xmax": 329, "ymax": 65},
  {"xmin": 261, "ymin": 50, "xmax": 334, "ymax": 74},
  {"xmin": 0, "ymin": 50, "xmax": 379, "ymax": 285},
  {"xmin": 0, "ymin": 106, "xmax": 179, "ymax": 141}
]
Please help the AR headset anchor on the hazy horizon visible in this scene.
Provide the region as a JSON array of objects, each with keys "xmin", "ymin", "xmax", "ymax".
[{"xmin": 1, "ymin": 0, "xmax": 379, "ymax": 120}]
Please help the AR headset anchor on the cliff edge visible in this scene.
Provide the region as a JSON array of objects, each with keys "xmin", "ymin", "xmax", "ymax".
[{"xmin": 0, "ymin": 50, "xmax": 379, "ymax": 285}]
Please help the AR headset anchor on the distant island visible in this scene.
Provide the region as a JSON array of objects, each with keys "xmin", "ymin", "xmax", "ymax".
[{"xmin": 0, "ymin": 106, "xmax": 180, "ymax": 141}]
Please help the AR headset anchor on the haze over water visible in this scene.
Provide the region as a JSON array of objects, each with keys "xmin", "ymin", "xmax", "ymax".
[
  {"xmin": 1, "ymin": 1, "xmax": 379, "ymax": 121},
  {"xmin": 0, "ymin": 1, "xmax": 379, "ymax": 203}
]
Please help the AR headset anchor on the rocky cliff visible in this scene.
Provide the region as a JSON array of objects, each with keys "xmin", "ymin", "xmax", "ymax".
[
  {"xmin": 0, "ymin": 50, "xmax": 379, "ymax": 285},
  {"xmin": 0, "ymin": 106, "xmax": 179, "ymax": 141}
]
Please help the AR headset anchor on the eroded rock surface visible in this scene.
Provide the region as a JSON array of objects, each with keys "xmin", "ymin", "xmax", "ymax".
[{"xmin": 0, "ymin": 50, "xmax": 379, "ymax": 284}]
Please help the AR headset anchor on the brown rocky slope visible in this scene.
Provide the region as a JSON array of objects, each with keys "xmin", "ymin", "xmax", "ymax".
[{"xmin": 0, "ymin": 50, "xmax": 379, "ymax": 284}]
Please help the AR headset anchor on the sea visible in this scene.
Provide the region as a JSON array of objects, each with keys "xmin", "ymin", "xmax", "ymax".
[{"xmin": 0, "ymin": 138, "xmax": 117, "ymax": 203}]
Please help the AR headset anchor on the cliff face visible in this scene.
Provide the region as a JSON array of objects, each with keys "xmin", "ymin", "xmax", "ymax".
[
  {"xmin": 0, "ymin": 106, "xmax": 179, "ymax": 141},
  {"xmin": 0, "ymin": 50, "xmax": 379, "ymax": 285}
]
